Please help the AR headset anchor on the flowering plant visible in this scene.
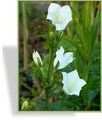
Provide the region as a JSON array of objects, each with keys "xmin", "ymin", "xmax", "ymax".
[
  {"xmin": 30, "ymin": 3, "xmax": 86, "ymax": 110},
  {"xmin": 20, "ymin": 1, "xmax": 100, "ymax": 111}
]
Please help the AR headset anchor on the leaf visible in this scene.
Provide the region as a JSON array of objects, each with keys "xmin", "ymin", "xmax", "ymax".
[
  {"xmin": 43, "ymin": 54, "xmax": 50, "ymax": 70},
  {"xmin": 66, "ymin": 95, "xmax": 81, "ymax": 110},
  {"xmin": 87, "ymin": 90, "xmax": 95, "ymax": 104},
  {"xmin": 58, "ymin": 37, "xmax": 74, "ymax": 51},
  {"xmin": 53, "ymin": 79, "xmax": 62, "ymax": 87},
  {"xmin": 81, "ymin": 79, "xmax": 100, "ymax": 106},
  {"xmin": 48, "ymin": 100, "xmax": 73, "ymax": 111},
  {"xmin": 90, "ymin": 4, "xmax": 100, "ymax": 53}
]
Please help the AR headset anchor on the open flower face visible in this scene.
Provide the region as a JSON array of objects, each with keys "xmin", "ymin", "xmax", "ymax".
[
  {"xmin": 47, "ymin": 3, "xmax": 72, "ymax": 30},
  {"xmin": 54, "ymin": 46, "xmax": 74, "ymax": 69},
  {"xmin": 62, "ymin": 70, "xmax": 86, "ymax": 96},
  {"xmin": 33, "ymin": 51, "xmax": 43, "ymax": 66}
]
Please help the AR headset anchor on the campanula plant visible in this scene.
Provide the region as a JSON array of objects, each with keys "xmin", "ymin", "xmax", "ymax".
[{"xmin": 30, "ymin": 3, "xmax": 86, "ymax": 110}]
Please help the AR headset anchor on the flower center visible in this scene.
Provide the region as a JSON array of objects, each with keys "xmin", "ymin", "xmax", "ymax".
[
  {"xmin": 55, "ymin": 11, "xmax": 59, "ymax": 23},
  {"xmin": 67, "ymin": 80, "xmax": 76, "ymax": 92},
  {"xmin": 55, "ymin": 11, "xmax": 66, "ymax": 24}
]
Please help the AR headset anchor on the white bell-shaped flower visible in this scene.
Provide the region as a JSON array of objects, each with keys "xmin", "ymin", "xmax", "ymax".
[
  {"xmin": 33, "ymin": 51, "xmax": 43, "ymax": 66},
  {"xmin": 47, "ymin": 3, "xmax": 72, "ymax": 30},
  {"xmin": 54, "ymin": 46, "xmax": 74, "ymax": 69},
  {"xmin": 62, "ymin": 70, "xmax": 86, "ymax": 96}
]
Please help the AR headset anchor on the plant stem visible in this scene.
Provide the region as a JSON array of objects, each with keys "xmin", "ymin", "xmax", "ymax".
[
  {"xmin": 60, "ymin": 97, "xmax": 64, "ymax": 111},
  {"xmin": 46, "ymin": 29, "xmax": 56, "ymax": 83},
  {"xmin": 44, "ymin": 30, "xmax": 56, "ymax": 110},
  {"xmin": 45, "ymin": 88, "xmax": 49, "ymax": 110},
  {"xmin": 47, "ymin": 48, "xmax": 53, "ymax": 82},
  {"xmin": 22, "ymin": 2, "xmax": 28, "ymax": 72},
  {"xmin": 44, "ymin": 29, "xmax": 57, "ymax": 110},
  {"xmin": 44, "ymin": 43, "xmax": 53, "ymax": 110}
]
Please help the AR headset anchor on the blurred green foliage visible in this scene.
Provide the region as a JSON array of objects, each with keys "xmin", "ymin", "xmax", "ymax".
[{"xmin": 19, "ymin": 1, "xmax": 100, "ymax": 111}]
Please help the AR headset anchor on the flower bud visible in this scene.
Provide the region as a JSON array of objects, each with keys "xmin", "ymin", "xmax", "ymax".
[
  {"xmin": 21, "ymin": 101, "xmax": 29, "ymax": 110},
  {"xmin": 49, "ymin": 31, "xmax": 54, "ymax": 40},
  {"xmin": 33, "ymin": 51, "xmax": 43, "ymax": 66}
]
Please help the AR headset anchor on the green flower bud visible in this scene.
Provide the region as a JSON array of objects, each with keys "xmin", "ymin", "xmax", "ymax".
[
  {"xmin": 54, "ymin": 89, "xmax": 61, "ymax": 94},
  {"xmin": 21, "ymin": 101, "xmax": 29, "ymax": 110},
  {"xmin": 49, "ymin": 31, "xmax": 54, "ymax": 40}
]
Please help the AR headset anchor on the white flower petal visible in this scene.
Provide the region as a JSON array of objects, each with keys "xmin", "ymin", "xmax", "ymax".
[
  {"xmin": 54, "ymin": 46, "xmax": 74, "ymax": 69},
  {"xmin": 67, "ymin": 82, "xmax": 81, "ymax": 96},
  {"xmin": 35, "ymin": 51, "xmax": 43, "ymax": 65},
  {"xmin": 33, "ymin": 52, "xmax": 38, "ymax": 65},
  {"xmin": 54, "ymin": 46, "xmax": 64, "ymax": 67},
  {"xmin": 47, "ymin": 3, "xmax": 61, "ymax": 14},
  {"xmin": 67, "ymin": 70, "xmax": 79, "ymax": 81},
  {"xmin": 62, "ymin": 72, "xmax": 68, "ymax": 84},
  {"xmin": 47, "ymin": 3, "xmax": 61, "ymax": 22},
  {"xmin": 79, "ymin": 79, "xmax": 87, "ymax": 86},
  {"xmin": 53, "ymin": 57, "xmax": 58, "ymax": 68},
  {"xmin": 57, "ymin": 5, "xmax": 72, "ymax": 30},
  {"xmin": 59, "ymin": 5, "xmax": 72, "ymax": 24},
  {"xmin": 56, "ymin": 46, "xmax": 64, "ymax": 58},
  {"xmin": 63, "ymin": 52, "xmax": 74, "ymax": 62},
  {"xmin": 63, "ymin": 86, "xmax": 69, "ymax": 95},
  {"xmin": 32, "ymin": 51, "xmax": 42, "ymax": 66},
  {"xmin": 77, "ymin": 79, "xmax": 86, "ymax": 91},
  {"xmin": 47, "ymin": 3, "xmax": 72, "ymax": 31},
  {"xmin": 62, "ymin": 70, "xmax": 86, "ymax": 96},
  {"xmin": 58, "ymin": 52, "xmax": 74, "ymax": 69},
  {"xmin": 55, "ymin": 23, "xmax": 65, "ymax": 30},
  {"xmin": 68, "ymin": 79, "xmax": 86, "ymax": 96}
]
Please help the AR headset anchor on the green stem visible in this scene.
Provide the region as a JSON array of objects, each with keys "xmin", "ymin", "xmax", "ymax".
[
  {"xmin": 44, "ymin": 30, "xmax": 56, "ymax": 110},
  {"xmin": 45, "ymin": 88, "xmax": 49, "ymax": 110},
  {"xmin": 84, "ymin": 58, "xmax": 91, "ymax": 82},
  {"xmin": 60, "ymin": 97, "xmax": 64, "ymax": 111},
  {"xmin": 22, "ymin": 2, "xmax": 28, "ymax": 72},
  {"xmin": 44, "ymin": 41, "xmax": 53, "ymax": 111},
  {"xmin": 46, "ymin": 29, "xmax": 57, "ymax": 82},
  {"xmin": 46, "ymin": 48, "xmax": 53, "ymax": 82}
]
